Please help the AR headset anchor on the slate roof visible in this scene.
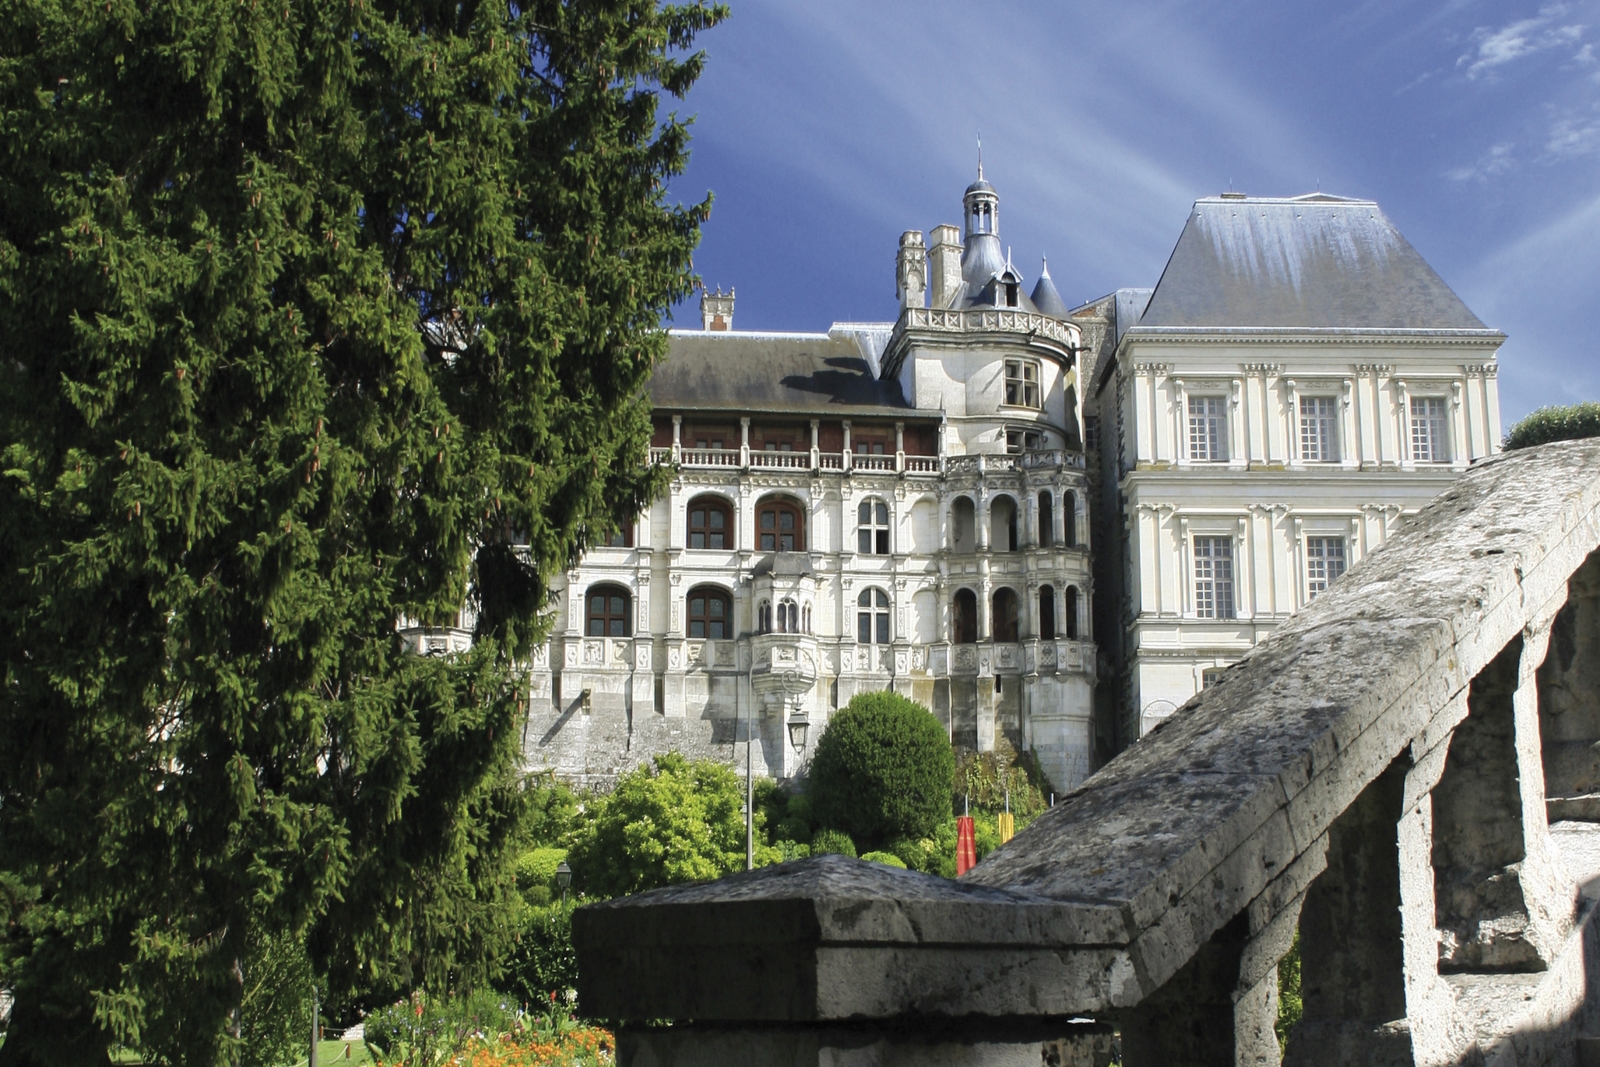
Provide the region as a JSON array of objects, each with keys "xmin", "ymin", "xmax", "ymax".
[
  {"xmin": 654, "ymin": 329, "xmax": 916, "ymax": 417},
  {"xmin": 1139, "ymin": 194, "xmax": 1488, "ymax": 330}
]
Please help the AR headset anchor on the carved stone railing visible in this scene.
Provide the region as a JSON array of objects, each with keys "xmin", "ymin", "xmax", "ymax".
[
  {"xmin": 898, "ymin": 305, "xmax": 1079, "ymax": 348},
  {"xmin": 575, "ymin": 441, "xmax": 1600, "ymax": 1067}
]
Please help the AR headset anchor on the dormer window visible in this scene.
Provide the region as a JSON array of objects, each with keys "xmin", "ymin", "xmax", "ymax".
[{"xmin": 1005, "ymin": 281, "xmax": 1018, "ymax": 307}]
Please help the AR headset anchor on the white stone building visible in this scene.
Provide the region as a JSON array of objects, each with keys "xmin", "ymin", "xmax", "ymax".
[
  {"xmin": 1078, "ymin": 193, "xmax": 1504, "ymax": 747},
  {"xmin": 518, "ymin": 171, "xmax": 1099, "ymax": 793}
]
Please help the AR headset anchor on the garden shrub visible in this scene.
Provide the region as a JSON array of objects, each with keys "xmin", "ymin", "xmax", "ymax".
[
  {"xmin": 809, "ymin": 691, "xmax": 955, "ymax": 851},
  {"xmin": 500, "ymin": 899, "xmax": 580, "ymax": 1007},
  {"xmin": 365, "ymin": 989, "xmax": 521, "ymax": 1067},
  {"xmin": 885, "ymin": 837, "xmax": 938, "ymax": 874},
  {"xmin": 859, "ymin": 851, "xmax": 907, "ymax": 868},
  {"xmin": 1504, "ymin": 402, "xmax": 1600, "ymax": 450},
  {"xmin": 811, "ymin": 829, "xmax": 857, "ymax": 858}
]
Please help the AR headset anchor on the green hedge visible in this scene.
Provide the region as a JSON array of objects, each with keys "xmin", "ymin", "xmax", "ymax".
[
  {"xmin": 809, "ymin": 691, "xmax": 955, "ymax": 851},
  {"xmin": 1504, "ymin": 402, "xmax": 1600, "ymax": 450}
]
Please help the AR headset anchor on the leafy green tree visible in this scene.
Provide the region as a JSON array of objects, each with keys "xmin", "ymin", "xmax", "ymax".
[
  {"xmin": 1504, "ymin": 402, "xmax": 1600, "ymax": 450},
  {"xmin": 809, "ymin": 691, "xmax": 956, "ymax": 852},
  {"xmin": 567, "ymin": 754, "xmax": 773, "ymax": 898},
  {"xmin": 0, "ymin": 0, "xmax": 723, "ymax": 1062},
  {"xmin": 500, "ymin": 898, "xmax": 581, "ymax": 1007}
]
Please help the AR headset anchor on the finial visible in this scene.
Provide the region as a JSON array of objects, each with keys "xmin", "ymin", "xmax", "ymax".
[
  {"xmin": 976, "ymin": 133, "xmax": 983, "ymax": 179},
  {"xmin": 1040, "ymin": 254, "xmax": 1051, "ymax": 279}
]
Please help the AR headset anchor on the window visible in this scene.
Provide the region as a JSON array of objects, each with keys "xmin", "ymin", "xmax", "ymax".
[
  {"xmin": 1004, "ymin": 360, "xmax": 1041, "ymax": 408},
  {"xmin": 1411, "ymin": 397, "xmax": 1449, "ymax": 463},
  {"xmin": 1188, "ymin": 396, "xmax": 1228, "ymax": 461},
  {"xmin": 757, "ymin": 498, "xmax": 804, "ymax": 552},
  {"xmin": 688, "ymin": 496, "xmax": 732, "ymax": 551},
  {"xmin": 1005, "ymin": 427, "xmax": 1043, "ymax": 453},
  {"xmin": 1063, "ymin": 491, "xmax": 1078, "ymax": 548},
  {"xmin": 687, "ymin": 586, "xmax": 731, "ymax": 639},
  {"xmin": 1038, "ymin": 585, "xmax": 1056, "ymax": 640},
  {"xmin": 857, "ymin": 588, "xmax": 890, "ymax": 644},
  {"xmin": 1193, "ymin": 537, "xmax": 1235, "ymax": 620},
  {"xmin": 1064, "ymin": 586, "xmax": 1080, "ymax": 640},
  {"xmin": 990, "ymin": 496, "xmax": 1018, "ymax": 552},
  {"xmin": 586, "ymin": 585, "xmax": 631, "ymax": 637},
  {"xmin": 757, "ymin": 600, "xmax": 772, "ymax": 634},
  {"xmin": 778, "ymin": 597, "xmax": 800, "ymax": 634},
  {"xmin": 953, "ymin": 589, "xmax": 978, "ymax": 644},
  {"xmin": 606, "ymin": 526, "xmax": 634, "ymax": 548},
  {"xmin": 852, "ymin": 438, "xmax": 887, "ymax": 455},
  {"xmin": 1004, "ymin": 281, "xmax": 1019, "ymax": 307},
  {"xmin": 1085, "ymin": 415, "xmax": 1101, "ymax": 452},
  {"xmin": 992, "ymin": 588, "xmax": 1020, "ymax": 643},
  {"xmin": 1037, "ymin": 491, "xmax": 1054, "ymax": 547},
  {"xmin": 858, "ymin": 499, "xmax": 891, "ymax": 554},
  {"xmin": 1202, "ymin": 668, "xmax": 1226, "ymax": 689},
  {"xmin": 1299, "ymin": 396, "xmax": 1339, "ymax": 462},
  {"xmin": 1306, "ymin": 537, "xmax": 1347, "ymax": 599}
]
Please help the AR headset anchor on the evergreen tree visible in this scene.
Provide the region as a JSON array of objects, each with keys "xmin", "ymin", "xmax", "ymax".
[{"xmin": 0, "ymin": 0, "xmax": 723, "ymax": 1062}]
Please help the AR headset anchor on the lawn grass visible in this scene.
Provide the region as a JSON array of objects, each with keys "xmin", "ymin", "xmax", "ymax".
[{"xmin": 283, "ymin": 1037, "xmax": 375, "ymax": 1067}]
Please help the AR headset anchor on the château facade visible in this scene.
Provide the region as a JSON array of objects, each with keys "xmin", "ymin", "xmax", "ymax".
[{"xmin": 410, "ymin": 173, "xmax": 1503, "ymax": 796}]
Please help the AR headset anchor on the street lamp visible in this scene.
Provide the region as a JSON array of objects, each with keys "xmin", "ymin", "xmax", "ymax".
[
  {"xmin": 786, "ymin": 716, "xmax": 809, "ymax": 751},
  {"xmin": 555, "ymin": 860, "xmax": 572, "ymax": 905}
]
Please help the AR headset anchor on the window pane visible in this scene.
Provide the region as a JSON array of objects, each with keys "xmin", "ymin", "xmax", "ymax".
[
  {"xmin": 690, "ymin": 508, "xmax": 704, "ymax": 526},
  {"xmin": 590, "ymin": 595, "xmax": 604, "ymax": 614},
  {"xmin": 876, "ymin": 530, "xmax": 890, "ymax": 554},
  {"xmin": 858, "ymin": 590, "xmax": 871, "ymax": 607},
  {"xmin": 609, "ymin": 619, "xmax": 624, "ymax": 636},
  {"xmin": 709, "ymin": 598, "xmax": 724, "ymax": 618},
  {"xmin": 710, "ymin": 619, "xmax": 725, "ymax": 639},
  {"xmin": 779, "ymin": 512, "xmax": 794, "ymax": 530},
  {"xmin": 761, "ymin": 511, "xmax": 775, "ymax": 529},
  {"xmin": 859, "ymin": 529, "xmax": 872, "ymax": 554},
  {"xmin": 690, "ymin": 532, "xmax": 705, "ymax": 549},
  {"xmin": 761, "ymin": 533, "xmax": 774, "ymax": 551},
  {"xmin": 877, "ymin": 614, "xmax": 889, "ymax": 644},
  {"xmin": 780, "ymin": 534, "xmax": 794, "ymax": 551},
  {"xmin": 710, "ymin": 532, "xmax": 724, "ymax": 549},
  {"xmin": 858, "ymin": 501, "xmax": 870, "ymax": 523},
  {"xmin": 876, "ymin": 590, "xmax": 889, "ymax": 607},
  {"xmin": 710, "ymin": 510, "xmax": 725, "ymax": 529},
  {"xmin": 689, "ymin": 620, "xmax": 705, "ymax": 638},
  {"xmin": 610, "ymin": 596, "xmax": 624, "ymax": 615},
  {"xmin": 858, "ymin": 613, "xmax": 872, "ymax": 643},
  {"xmin": 875, "ymin": 502, "xmax": 888, "ymax": 524},
  {"xmin": 689, "ymin": 596, "xmax": 703, "ymax": 615},
  {"xmin": 588, "ymin": 619, "xmax": 602, "ymax": 636}
]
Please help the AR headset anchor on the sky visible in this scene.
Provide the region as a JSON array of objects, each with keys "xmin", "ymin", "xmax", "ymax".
[{"xmin": 663, "ymin": 0, "xmax": 1600, "ymax": 424}]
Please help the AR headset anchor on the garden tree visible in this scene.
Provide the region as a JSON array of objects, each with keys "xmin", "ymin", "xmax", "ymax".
[
  {"xmin": 0, "ymin": 0, "xmax": 724, "ymax": 1062},
  {"xmin": 809, "ymin": 691, "xmax": 956, "ymax": 852},
  {"xmin": 567, "ymin": 754, "xmax": 775, "ymax": 898},
  {"xmin": 1505, "ymin": 402, "xmax": 1600, "ymax": 450}
]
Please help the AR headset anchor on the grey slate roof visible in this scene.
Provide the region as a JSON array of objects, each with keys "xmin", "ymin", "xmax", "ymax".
[
  {"xmin": 1030, "ymin": 262, "xmax": 1070, "ymax": 319},
  {"xmin": 1139, "ymin": 194, "xmax": 1488, "ymax": 330},
  {"xmin": 654, "ymin": 330, "xmax": 915, "ymax": 416}
]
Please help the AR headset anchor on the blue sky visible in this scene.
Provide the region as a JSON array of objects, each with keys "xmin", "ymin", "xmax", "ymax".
[{"xmin": 666, "ymin": 0, "xmax": 1600, "ymax": 423}]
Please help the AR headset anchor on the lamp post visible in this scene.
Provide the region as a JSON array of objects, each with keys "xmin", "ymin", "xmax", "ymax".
[
  {"xmin": 748, "ymin": 645, "xmax": 816, "ymax": 870},
  {"xmin": 555, "ymin": 859, "xmax": 572, "ymax": 905}
]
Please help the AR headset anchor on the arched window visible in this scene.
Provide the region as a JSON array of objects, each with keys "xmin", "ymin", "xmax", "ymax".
[
  {"xmin": 1064, "ymin": 491, "xmax": 1078, "ymax": 548},
  {"xmin": 606, "ymin": 524, "xmax": 634, "ymax": 548},
  {"xmin": 951, "ymin": 496, "xmax": 976, "ymax": 554},
  {"xmin": 778, "ymin": 597, "xmax": 800, "ymax": 634},
  {"xmin": 1039, "ymin": 585, "xmax": 1056, "ymax": 640},
  {"xmin": 990, "ymin": 495, "xmax": 1018, "ymax": 552},
  {"xmin": 757, "ymin": 497, "xmax": 805, "ymax": 552},
  {"xmin": 857, "ymin": 588, "xmax": 890, "ymax": 644},
  {"xmin": 953, "ymin": 589, "xmax": 978, "ymax": 644},
  {"xmin": 802, "ymin": 602, "xmax": 812, "ymax": 633},
  {"xmin": 1065, "ymin": 586, "xmax": 1080, "ymax": 640},
  {"xmin": 586, "ymin": 584, "xmax": 631, "ymax": 637},
  {"xmin": 687, "ymin": 586, "xmax": 731, "ymax": 640},
  {"xmin": 1038, "ymin": 491, "xmax": 1055, "ymax": 547},
  {"xmin": 857, "ymin": 499, "xmax": 891, "ymax": 555},
  {"xmin": 758, "ymin": 599, "xmax": 772, "ymax": 634},
  {"xmin": 992, "ymin": 588, "xmax": 1020, "ymax": 643},
  {"xmin": 687, "ymin": 495, "xmax": 733, "ymax": 551}
]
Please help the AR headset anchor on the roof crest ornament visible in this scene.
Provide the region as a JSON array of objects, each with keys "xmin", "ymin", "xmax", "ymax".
[{"xmin": 976, "ymin": 133, "xmax": 983, "ymax": 180}]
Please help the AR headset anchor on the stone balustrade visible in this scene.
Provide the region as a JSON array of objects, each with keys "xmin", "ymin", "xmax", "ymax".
[{"xmin": 575, "ymin": 440, "xmax": 1600, "ymax": 1067}]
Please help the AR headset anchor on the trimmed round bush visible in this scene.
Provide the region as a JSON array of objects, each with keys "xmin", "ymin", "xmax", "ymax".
[
  {"xmin": 1505, "ymin": 402, "xmax": 1600, "ymax": 450},
  {"xmin": 810, "ymin": 691, "xmax": 956, "ymax": 851},
  {"xmin": 860, "ymin": 850, "xmax": 907, "ymax": 869},
  {"xmin": 811, "ymin": 828, "xmax": 857, "ymax": 858}
]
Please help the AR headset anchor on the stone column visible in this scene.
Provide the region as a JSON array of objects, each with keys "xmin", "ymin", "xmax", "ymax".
[
  {"xmin": 671, "ymin": 414, "xmax": 682, "ymax": 462},
  {"xmin": 1023, "ymin": 492, "xmax": 1038, "ymax": 549},
  {"xmin": 740, "ymin": 416, "xmax": 751, "ymax": 468},
  {"xmin": 842, "ymin": 420, "xmax": 852, "ymax": 471},
  {"xmin": 810, "ymin": 418, "xmax": 819, "ymax": 470},
  {"xmin": 977, "ymin": 493, "xmax": 991, "ymax": 552}
]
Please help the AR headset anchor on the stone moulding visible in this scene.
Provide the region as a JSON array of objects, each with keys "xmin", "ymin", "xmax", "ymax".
[{"xmin": 575, "ymin": 439, "xmax": 1600, "ymax": 1064}]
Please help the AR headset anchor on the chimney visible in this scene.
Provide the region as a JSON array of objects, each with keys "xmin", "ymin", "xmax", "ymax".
[
  {"xmin": 895, "ymin": 231, "xmax": 927, "ymax": 310},
  {"xmin": 928, "ymin": 225, "xmax": 963, "ymax": 309},
  {"xmin": 700, "ymin": 286, "xmax": 734, "ymax": 331}
]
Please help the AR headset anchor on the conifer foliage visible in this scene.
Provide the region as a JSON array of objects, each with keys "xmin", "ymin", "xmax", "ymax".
[{"xmin": 0, "ymin": 0, "xmax": 722, "ymax": 1061}]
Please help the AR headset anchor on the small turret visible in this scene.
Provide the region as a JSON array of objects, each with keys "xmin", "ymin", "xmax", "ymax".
[
  {"xmin": 700, "ymin": 286, "xmax": 734, "ymax": 331},
  {"xmin": 961, "ymin": 164, "xmax": 1005, "ymax": 296},
  {"xmin": 1030, "ymin": 256, "xmax": 1069, "ymax": 319}
]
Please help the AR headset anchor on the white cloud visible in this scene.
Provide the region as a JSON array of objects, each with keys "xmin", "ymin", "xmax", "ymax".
[
  {"xmin": 1446, "ymin": 142, "xmax": 1517, "ymax": 180},
  {"xmin": 1459, "ymin": 5, "xmax": 1586, "ymax": 79},
  {"xmin": 1546, "ymin": 107, "xmax": 1600, "ymax": 157}
]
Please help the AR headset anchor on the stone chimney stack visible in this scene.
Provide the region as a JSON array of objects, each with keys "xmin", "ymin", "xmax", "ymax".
[
  {"xmin": 927, "ymin": 225, "xmax": 963, "ymax": 309},
  {"xmin": 895, "ymin": 231, "xmax": 927, "ymax": 310},
  {"xmin": 700, "ymin": 286, "xmax": 734, "ymax": 331}
]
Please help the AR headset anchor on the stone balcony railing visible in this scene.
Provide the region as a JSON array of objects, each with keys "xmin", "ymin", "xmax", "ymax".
[
  {"xmin": 575, "ymin": 440, "xmax": 1600, "ymax": 1067},
  {"xmin": 650, "ymin": 447, "xmax": 1087, "ymax": 476}
]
